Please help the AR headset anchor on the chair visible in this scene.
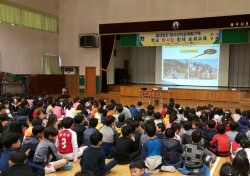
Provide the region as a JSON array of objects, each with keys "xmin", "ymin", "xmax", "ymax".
[
  {"xmin": 139, "ymin": 88, "xmax": 151, "ymax": 104},
  {"xmin": 151, "ymin": 89, "xmax": 163, "ymax": 106}
]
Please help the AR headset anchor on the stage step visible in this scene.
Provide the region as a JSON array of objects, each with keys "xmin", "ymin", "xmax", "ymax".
[
  {"xmin": 239, "ymin": 98, "xmax": 250, "ymax": 106},
  {"xmin": 107, "ymin": 85, "xmax": 120, "ymax": 92}
]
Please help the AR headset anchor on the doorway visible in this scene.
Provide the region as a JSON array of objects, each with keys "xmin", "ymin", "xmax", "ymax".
[{"xmin": 85, "ymin": 67, "xmax": 96, "ymax": 96}]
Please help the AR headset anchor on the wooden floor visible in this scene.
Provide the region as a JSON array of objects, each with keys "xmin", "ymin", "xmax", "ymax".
[
  {"xmin": 46, "ymin": 157, "xmax": 230, "ymax": 176},
  {"xmin": 46, "ymin": 92, "xmax": 243, "ymax": 176}
]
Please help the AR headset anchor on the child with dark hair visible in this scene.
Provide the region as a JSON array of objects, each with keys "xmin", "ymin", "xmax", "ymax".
[
  {"xmin": 21, "ymin": 125, "xmax": 44, "ymax": 162},
  {"xmin": 106, "ymin": 104, "xmax": 115, "ymax": 116},
  {"xmin": 129, "ymin": 159, "xmax": 149, "ymax": 176},
  {"xmin": 210, "ymin": 124, "xmax": 230, "ymax": 156},
  {"xmin": 232, "ymin": 108, "xmax": 241, "ymax": 122},
  {"xmin": 24, "ymin": 118, "xmax": 43, "ymax": 139},
  {"xmin": 99, "ymin": 116, "xmax": 119, "ymax": 158},
  {"xmin": 129, "ymin": 104, "xmax": 138, "ymax": 118},
  {"xmin": 166, "ymin": 113, "xmax": 177, "ymax": 129},
  {"xmin": 56, "ymin": 117, "xmax": 86, "ymax": 161},
  {"xmin": 136, "ymin": 101, "xmax": 143, "ymax": 111},
  {"xmin": 230, "ymin": 132, "xmax": 248, "ymax": 160},
  {"xmin": 83, "ymin": 118, "xmax": 98, "ymax": 146},
  {"xmin": 226, "ymin": 121, "xmax": 239, "ymax": 143},
  {"xmin": 46, "ymin": 114, "xmax": 59, "ymax": 129},
  {"xmin": 90, "ymin": 101, "xmax": 99, "ymax": 118},
  {"xmin": 53, "ymin": 101, "xmax": 65, "ymax": 121},
  {"xmin": 139, "ymin": 120, "xmax": 155, "ymax": 149},
  {"xmin": 114, "ymin": 125, "xmax": 139, "ymax": 164},
  {"xmin": 203, "ymin": 120, "xmax": 217, "ymax": 148},
  {"xmin": 232, "ymin": 149, "xmax": 249, "ymax": 176},
  {"xmin": 161, "ymin": 128, "xmax": 182, "ymax": 171},
  {"xmin": 33, "ymin": 127, "xmax": 71, "ymax": 173},
  {"xmin": 0, "ymin": 133, "xmax": 21, "ymax": 171},
  {"xmin": 36, "ymin": 109, "xmax": 47, "ymax": 127},
  {"xmin": 80, "ymin": 132, "xmax": 117, "ymax": 176},
  {"xmin": 154, "ymin": 112, "xmax": 162, "ymax": 126},
  {"xmin": 171, "ymin": 122, "xmax": 181, "ymax": 141},
  {"xmin": 131, "ymin": 120, "xmax": 142, "ymax": 149},
  {"xmin": 1, "ymin": 151, "xmax": 37, "ymax": 176},
  {"xmin": 72, "ymin": 114, "xmax": 86, "ymax": 147},
  {"xmin": 115, "ymin": 114, "xmax": 126, "ymax": 135},
  {"xmin": 177, "ymin": 107, "xmax": 185, "ymax": 123},
  {"xmin": 181, "ymin": 121, "xmax": 193, "ymax": 145},
  {"xmin": 219, "ymin": 162, "xmax": 233, "ymax": 176},
  {"xmin": 156, "ymin": 123, "xmax": 165, "ymax": 139},
  {"xmin": 144, "ymin": 108, "xmax": 154, "ymax": 122},
  {"xmin": 65, "ymin": 101, "xmax": 76, "ymax": 118},
  {"xmin": 141, "ymin": 124, "xmax": 162, "ymax": 174},
  {"xmin": 161, "ymin": 104, "xmax": 167, "ymax": 117},
  {"xmin": 221, "ymin": 116, "xmax": 230, "ymax": 132},
  {"xmin": 94, "ymin": 107, "xmax": 104, "ymax": 130},
  {"xmin": 9, "ymin": 121, "xmax": 23, "ymax": 142},
  {"xmin": 178, "ymin": 130, "xmax": 216, "ymax": 176}
]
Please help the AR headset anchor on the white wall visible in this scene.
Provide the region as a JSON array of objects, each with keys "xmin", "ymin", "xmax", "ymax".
[
  {"xmin": 0, "ymin": 0, "xmax": 59, "ymax": 74},
  {"xmin": 1, "ymin": 0, "xmax": 250, "ymax": 75}
]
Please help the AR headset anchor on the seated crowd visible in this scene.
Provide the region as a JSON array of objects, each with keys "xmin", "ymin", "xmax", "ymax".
[{"xmin": 0, "ymin": 93, "xmax": 249, "ymax": 176}]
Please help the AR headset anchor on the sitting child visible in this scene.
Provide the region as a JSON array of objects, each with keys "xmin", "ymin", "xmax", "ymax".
[
  {"xmin": 56, "ymin": 117, "xmax": 86, "ymax": 161},
  {"xmin": 154, "ymin": 112, "xmax": 162, "ymax": 126},
  {"xmin": 115, "ymin": 114, "xmax": 126, "ymax": 136},
  {"xmin": 0, "ymin": 133, "xmax": 22, "ymax": 171},
  {"xmin": 114, "ymin": 125, "xmax": 139, "ymax": 164},
  {"xmin": 1, "ymin": 151, "xmax": 37, "ymax": 176},
  {"xmin": 181, "ymin": 121, "xmax": 193, "ymax": 145},
  {"xmin": 33, "ymin": 127, "xmax": 72, "ymax": 173},
  {"xmin": 219, "ymin": 162, "xmax": 233, "ymax": 176},
  {"xmin": 171, "ymin": 122, "xmax": 181, "ymax": 141},
  {"xmin": 129, "ymin": 159, "xmax": 150, "ymax": 176},
  {"xmin": 80, "ymin": 132, "xmax": 117, "ymax": 176},
  {"xmin": 156, "ymin": 123, "xmax": 165, "ymax": 139},
  {"xmin": 230, "ymin": 132, "xmax": 248, "ymax": 160},
  {"xmin": 226, "ymin": 121, "xmax": 239, "ymax": 144},
  {"xmin": 99, "ymin": 116, "xmax": 119, "ymax": 158},
  {"xmin": 203, "ymin": 120, "xmax": 217, "ymax": 149},
  {"xmin": 129, "ymin": 120, "xmax": 141, "ymax": 149},
  {"xmin": 210, "ymin": 124, "xmax": 230, "ymax": 156},
  {"xmin": 141, "ymin": 124, "xmax": 162, "ymax": 174},
  {"xmin": 83, "ymin": 118, "xmax": 99, "ymax": 146},
  {"xmin": 72, "ymin": 114, "xmax": 86, "ymax": 147},
  {"xmin": 21, "ymin": 125, "xmax": 44, "ymax": 162},
  {"xmin": 178, "ymin": 130, "xmax": 216, "ymax": 176},
  {"xmin": 161, "ymin": 128, "xmax": 182, "ymax": 171}
]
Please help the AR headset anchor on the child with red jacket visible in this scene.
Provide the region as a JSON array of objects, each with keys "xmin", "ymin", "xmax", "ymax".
[
  {"xmin": 56, "ymin": 117, "xmax": 86, "ymax": 161},
  {"xmin": 209, "ymin": 124, "xmax": 230, "ymax": 156}
]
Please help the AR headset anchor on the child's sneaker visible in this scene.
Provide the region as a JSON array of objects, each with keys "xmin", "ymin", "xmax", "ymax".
[
  {"xmin": 58, "ymin": 163, "xmax": 73, "ymax": 171},
  {"xmin": 161, "ymin": 165, "xmax": 176, "ymax": 172}
]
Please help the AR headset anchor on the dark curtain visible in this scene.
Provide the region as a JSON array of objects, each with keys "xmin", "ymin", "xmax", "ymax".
[
  {"xmin": 229, "ymin": 44, "xmax": 250, "ymax": 87},
  {"xmin": 100, "ymin": 35, "xmax": 115, "ymax": 92}
]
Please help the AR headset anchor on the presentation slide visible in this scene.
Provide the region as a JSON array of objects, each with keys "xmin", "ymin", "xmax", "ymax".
[{"xmin": 161, "ymin": 45, "xmax": 221, "ymax": 86}]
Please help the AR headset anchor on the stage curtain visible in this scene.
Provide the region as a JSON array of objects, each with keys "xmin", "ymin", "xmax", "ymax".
[
  {"xmin": 43, "ymin": 55, "xmax": 62, "ymax": 74},
  {"xmin": 229, "ymin": 44, "xmax": 250, "ymax": 87},
  {"xmin": 101, "ymin": 35, "xmax": 116, "ymax": 92},
  {"xmin": 131, "ymin": 47, "xmax": 156, "ymax": 84}
]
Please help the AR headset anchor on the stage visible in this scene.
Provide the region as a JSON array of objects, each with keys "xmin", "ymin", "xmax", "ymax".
[{"xmin": 108, "ymin": 84, "xmax": 250, "ymax": 103}]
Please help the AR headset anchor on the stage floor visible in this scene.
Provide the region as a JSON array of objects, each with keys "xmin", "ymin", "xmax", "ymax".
[{"xmin": 107, "ymin": 84, "xmax": 250, "ymax": 103}]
